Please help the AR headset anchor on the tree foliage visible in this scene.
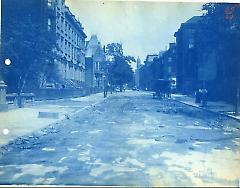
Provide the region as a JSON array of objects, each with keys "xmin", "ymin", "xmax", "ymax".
[
  {"xmin": 106, "ymin": 43, "xmax": 123, "ymax": 57},
  {"xmin": 200, "ymin": 3, "xmax": 240, "ymax": 77},
  {"xmin": 1, "ymin": 13, "xmax": 60, "ymax": 93},
  {"xmin": 105, "ymin": 43, "xmax": 135, "ymax": 90}
]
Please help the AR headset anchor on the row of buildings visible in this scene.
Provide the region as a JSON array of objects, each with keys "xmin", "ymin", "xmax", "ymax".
[
  {"xmin": 136, "ymin": 42, "xmax": 177, "ymax": 92},
  {"xmin": 137, "ymin": 12, "xmax": 239, "ymax": 104},
  {"xmin": 1, "ymin": 0, "xmax": 107, "ymax": 93}
]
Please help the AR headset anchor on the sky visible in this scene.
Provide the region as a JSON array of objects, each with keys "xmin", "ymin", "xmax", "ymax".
[
  {"xmin": 0, "ymin": 1, "xmax": 203, "ymax": 68},
  {"xmin": 66, "ymin": 0, "xmax": 203, "ymax": 63}
]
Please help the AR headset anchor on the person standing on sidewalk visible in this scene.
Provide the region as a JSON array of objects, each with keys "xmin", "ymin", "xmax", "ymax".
[
  {"xmin": 201, "ymin": 89, "xmax": 208, "ymax": 107},
  {"xmin": 195, "ymin": 89, "xmax": 202, "ymax": 104}
]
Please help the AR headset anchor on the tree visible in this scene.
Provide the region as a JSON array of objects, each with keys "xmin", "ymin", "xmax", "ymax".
[
  {"xmin": 1, "ymin": 11, "xmax": 60, "ymax": 94},
  {"xmin": 105, "ymin": 43, "xmax": 135, "ymax": 91},
  {"xmin": 106, "ymin": 43, "xmax": 123, "ymax": 57},
  {"xmin": 197, "ymin": 3, "xmax": 240, "ymax": 103}
]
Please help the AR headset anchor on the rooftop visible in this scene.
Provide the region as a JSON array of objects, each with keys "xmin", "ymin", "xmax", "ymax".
[
  {"xmin": 145, "ymin": 54, "xmax": 158, "ymax": 62},
  {"xmin": 185, "ymin": 16, "xmax": 202, "ymax": 24},
  {"xmin": 65, "ymin": 6, "xmax": 87, "ymax": 38},
  {"xmin": 85, "ymin": 35, "xmax": 105, "ymax": 60}
]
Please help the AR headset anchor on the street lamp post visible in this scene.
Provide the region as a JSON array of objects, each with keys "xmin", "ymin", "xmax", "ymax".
[
  {"xmin": 103, "ymin": 75, "xmax": 107, "ymax": 98},
  {"xmin": 0, "ymin": 64, "xmax": 8, "ymax": 111}
]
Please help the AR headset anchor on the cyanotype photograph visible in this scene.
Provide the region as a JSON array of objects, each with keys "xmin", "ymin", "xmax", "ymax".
[{"xmin": 0, "ymin": 0, "xmax": 240, "ymax": 186}]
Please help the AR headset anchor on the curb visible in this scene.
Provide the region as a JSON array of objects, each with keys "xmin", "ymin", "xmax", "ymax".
[{"xmin": 171, "ymin": 98, "xmax": 240, "ymax": 122}]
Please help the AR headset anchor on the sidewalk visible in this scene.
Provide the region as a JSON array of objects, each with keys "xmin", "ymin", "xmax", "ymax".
[
  {"xmin": 0, "ymin": 93, "xmax": 106, "ymax": 146},
  {"xmin": 171, "ymin": 94, "xmax": 240, "ymax": 121}
]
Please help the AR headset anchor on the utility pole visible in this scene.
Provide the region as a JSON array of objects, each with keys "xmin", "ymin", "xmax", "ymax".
[{"xmin": 103, "ymin": 75, "xmax": 107, "ymax": 98}]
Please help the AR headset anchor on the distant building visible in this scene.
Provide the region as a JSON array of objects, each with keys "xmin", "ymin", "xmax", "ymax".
[
  {"xmin": 139, "ymin": 65, "xmax": 148, "ymax": 90},
  {"xmin": 161, "ymin": 43, "xmax": 177, "ymax": 80},
  {"xmin": 145, "ymin": 54, "xmax": 159, "ymax": 63},
  {"xmin": 1, "ymin": 0, "xmax": 87, "ymax": 91},
  {"xmin": 139, "ymin": 46, "xmax": 177, "ymax": 92},
  {"xmin": 135, "ymin": 57, "xmax": 141, "ymax": 89},
  {"xmin": 139, "ymin": 54, "xmax": 162, "ymax": 90},
  {"xmin": 85, "ymin": 35, "xmax": 106, "ymax": 89}
]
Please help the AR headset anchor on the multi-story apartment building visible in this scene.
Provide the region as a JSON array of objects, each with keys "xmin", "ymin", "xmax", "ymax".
[
  {"xmin": 1, "ymin": 0, "xmax": 87, "ymax": 92},
  {"xmin": 161, "ymin": 43, "xmax": 177, "ymax": 80},
  {"xmin": 54, "ymin": 1, "xmax": 87, "ymax": 84},
  {"xmin": 174, "ymin": 15, "xmax": 231, "ymax": 100},
  {"xmin": 174, "ymin": 16, "xmax": 202, "ymax": 94}
]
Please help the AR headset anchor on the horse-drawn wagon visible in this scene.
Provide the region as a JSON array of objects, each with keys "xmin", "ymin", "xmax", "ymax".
[{"xmin": 152, "ymin": 79, "xmax": 171, "ymax": 99}]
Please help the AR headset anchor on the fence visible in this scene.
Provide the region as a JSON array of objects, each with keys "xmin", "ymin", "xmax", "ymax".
[
  {"xmin": 6, "ymin": 93, "xmax": 35, "ymax": 108},
  {"xmin": 4, "ymin": 87, "xmax": 103, "ymax": 108},
  {"xmin": 36, "ymin": 88, "xmax": 90, "ymax": 100}
]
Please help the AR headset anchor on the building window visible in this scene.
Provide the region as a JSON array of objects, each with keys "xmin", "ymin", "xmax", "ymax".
[
  {"xmin": 56, "ymin": 33, "xmax": 60, "ymax": 41},
  {"xmin": 76, "ymin": 36, "xmax": 79, "ymax": 46},
  {"xmin": 65, "ymin": 39, "xmax": 67, "ymax": 52},
  {"xmin": 168, "ymin": 67, "xmax": 171, "ymax": 73},
  {"xmin": 65, "ymin": 22, "xmax": 68, "ymax": 30},
  {"xmin": 68, "ymin": 42, "xmax": 71, "ymax": 56},
  {"xmin": 72, "ymin": 46, "xmax": 74, "ymax": 58},
  {"xmin": 47, "ymin": 18, "xmax": 52, "ymax": 31},
  {"xmin": 189, "ymin": 38, "xmax": 194, "ymax": 49},
  {"xmin": 95, "ymin": 62, "xmax": 100, "ymax": 71},
  {"xmin": 189, "ymin": 29, "xmax": 195, "ymax": 34},
  {"xmin": 57, "ymin": 12, "xmax": 60, "ymax": 18},
  {"xmin": 48, "ymin": 0, "xmax": 52, "ymax": 7}
]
